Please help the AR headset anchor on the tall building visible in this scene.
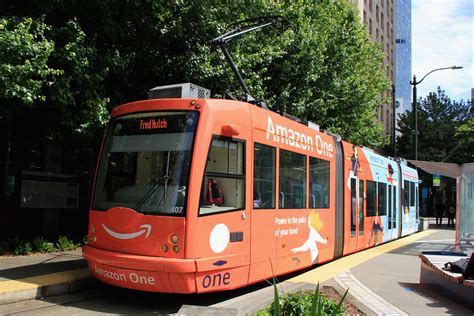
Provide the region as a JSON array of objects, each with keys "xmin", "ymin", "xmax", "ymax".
[
  {"xmin": 471, "ymin": 88, "xmax": 474, "ymax": 107},
  {"xmin": 395, "ymin": 0, "xmax": 412, "ymax": 116},
  {"xmin": 350, "ymin": 0, "xmax": 396, "ymax": 139}
]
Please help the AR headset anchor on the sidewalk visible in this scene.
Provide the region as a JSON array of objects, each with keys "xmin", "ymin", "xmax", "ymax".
[
  {"xmin": 206, "ymin": 226, "xmax": 472, "ymax": 315},
  {"xmin": 0, "ymin": 249, "xmax": 94, "ymax": 305},
  {"xmin": 1, "ymin": 221, "xmax": 472, "ymax": 314}
]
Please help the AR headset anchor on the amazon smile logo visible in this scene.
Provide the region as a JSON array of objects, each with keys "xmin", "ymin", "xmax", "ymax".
[{"xmin": 102, "ymin": 224, "xmax": 152, "ymax": 240}]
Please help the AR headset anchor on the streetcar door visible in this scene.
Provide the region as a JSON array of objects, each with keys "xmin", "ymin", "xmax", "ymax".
[
  {"xmin": 357, "ymin": 179, "xmax": 365, "ymax": 248},
  {"xmin": 349, "ymin": 177, "xmax": 365, "ymax": 250},
  {"xmin": 249, "ymin": 142, "xmax": 277, "ymax": 283},
  {"xmin": 194, "ymin": 136, "xmax": 251, "ymax": 292},
  {"xmin": 344, "ymin": 143, "xmax": 365, "ymax": 254}
]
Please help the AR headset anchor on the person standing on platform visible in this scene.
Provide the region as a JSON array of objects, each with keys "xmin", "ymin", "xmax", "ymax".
[
  {"xmin": 447, "ymin": 203, "xmax": 455, "ymax": 228},
  {"xmin": 435, "ymin": 200, "xmax": 445, "ymax": 226}
]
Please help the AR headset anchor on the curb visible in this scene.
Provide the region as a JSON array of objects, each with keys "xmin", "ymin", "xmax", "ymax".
[{"xmin": 0, "ymin": 268, "xmax": 96, "ymax": 305}]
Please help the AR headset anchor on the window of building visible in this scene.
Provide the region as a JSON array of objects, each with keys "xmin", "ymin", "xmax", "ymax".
[
  {"xmin": 199, "ymin": 136, "xmax": 245, "ymax": 215},
  {"xmin": 280, "ymin": 149, "xmax": 306, "ymax": 209},
  {"xmin": 253, "ymin": 143, "xmax": 276, "ymax": 209},
  {"xmin": 376, "ymin": 5, "xmax": 379, "ymax": 22},
  {"xmin": 310, "ymin": 157, "xmax": 330, "ymax": 208}
]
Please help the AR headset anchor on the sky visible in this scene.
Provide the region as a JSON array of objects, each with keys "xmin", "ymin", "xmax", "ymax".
[{"xmin": 412, "ymin": 0, "xmax": 473, "ymax": 103}]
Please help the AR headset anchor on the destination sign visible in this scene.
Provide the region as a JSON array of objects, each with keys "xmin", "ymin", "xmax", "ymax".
[{"xmin": 139, "ymin": 118, "xmax": 168, "ymax": 130}]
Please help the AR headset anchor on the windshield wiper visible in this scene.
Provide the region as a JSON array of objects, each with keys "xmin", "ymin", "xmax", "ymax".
[
  {"xmin": 134, "ymin": 182, "xmax": 160, "ymax": 212},
  {"xmin": 134, "ymin": 149, "xmax": 174, "ymax": 214},
  {"xmin": 156, "ymin": 148, "xmax": 172, "ymax": 212}
]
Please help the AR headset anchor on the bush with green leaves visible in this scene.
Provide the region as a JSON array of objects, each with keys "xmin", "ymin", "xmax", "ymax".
[
  {"xmin": 11, "ymin": 238, "xmax": 33, "ymax": 255},
  {"xmin": 32, "ymin": 236, "xmax": 56, "ymax": 253},
  {"xmin": 56, "ymin": 235, "xmax": 80, "ymax": 251},
  {"xmin": 0, "ymin": 235, "xmax": 85, "ymax": 256},
  {"xmin": 262, "ymin": 282, "xmax": 347, "ymax": 316}
]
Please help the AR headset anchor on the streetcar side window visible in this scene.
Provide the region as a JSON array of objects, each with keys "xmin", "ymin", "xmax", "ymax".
[
  {"xmin": 350, "ymin": 178, "xmax": 357, "ymax": 236},
  {"xmin": 359, "ymin": 179, "xmax": 365, "ymax": 234},
  {"xmin": 366, "ymin": 180, "xmax": 376, "ymax": 216},
  {"xmin": 279, "ymin": 149, "xmax": 306, "ymax": 209},
  {"xmin": 403, "ymin": 180, "xmax": 409, "ymax": 208},
  {"xmin": 309, "ymin": 157, "xmax": 330, "ymax": 209},
  {"xmin": 253, "ymin": 143, "xmax": 276, "ymax": 209},
  {"xmin": 378, "ymin": 182, "xmax": 387, "ymax": 216},
  {"xmin": 199, "ymin": 136, "xmax": 245, "ymax": 215},
  {"xmin": 409, "ymin": 181, "xmax": 415, "ymax": 207}
]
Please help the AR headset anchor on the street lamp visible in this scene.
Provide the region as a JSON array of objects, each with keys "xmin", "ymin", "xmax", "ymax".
[{"xmin": 409, "ymin": 65, "xmax": 463, "ymax": 161}]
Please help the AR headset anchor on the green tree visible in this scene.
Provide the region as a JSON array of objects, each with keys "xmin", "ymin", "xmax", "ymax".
[
  {"xmin": 1, "ymin": 0, "xmax": 391, "ymax": 174},
  {"xmin": 0, "ymin": 17, "xmax": 59, "ymax": 107},
  {"xmin": 452, "ymin": 117, "xmax": 474, "ymax": 163},
  {"xmin": 264, "ymin": 1, "xmax": 389, "ymax": 147},
  {"xmin": 198, "ymin": 0, "xmax": 390, "ymax": 147},
  {"xmin": 396, "ymin": 87, "xmax": 472, "ymax": 163}
]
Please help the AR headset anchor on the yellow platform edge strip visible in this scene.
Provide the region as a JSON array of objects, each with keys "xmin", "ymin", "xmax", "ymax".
[
  {"xmin": 288, "ymin": 230, "xmax": 435, "ymax": 284},
  {"xmin": 0, "ymin": 268, "xmax": 90, "ymax": 294}
]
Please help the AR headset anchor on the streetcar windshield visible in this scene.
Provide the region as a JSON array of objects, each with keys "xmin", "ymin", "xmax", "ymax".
[{"xmin": 93, "ymin": 111, "xmax": 199, "ymax": 216}]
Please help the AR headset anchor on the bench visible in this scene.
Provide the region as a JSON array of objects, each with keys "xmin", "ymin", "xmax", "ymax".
[{"xmin": 419, "ymin": 252, "xmax": 474, "ymax": 308}]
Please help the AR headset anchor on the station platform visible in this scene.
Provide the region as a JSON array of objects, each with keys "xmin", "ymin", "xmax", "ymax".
[{"xmin": 1, "ymin": 219, "xmax": 472, "ymax": 315}]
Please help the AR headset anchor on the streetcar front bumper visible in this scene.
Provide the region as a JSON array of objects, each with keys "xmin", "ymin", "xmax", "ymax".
[{"xmin": 82, "ymin": 245, "xmax": 197, "ymax": 293}]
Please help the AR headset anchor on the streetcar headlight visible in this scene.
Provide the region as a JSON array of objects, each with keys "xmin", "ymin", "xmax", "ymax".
[
  {"xmin": 173, "ymin": 245, "xmax": 180, "ymax": 253},
  {"xmin": 170, "ymin": 234, "xmax": 179, "ymax": 244},
  {"xmin": 162, "ymin": 245, "xmax": 169, "ymax": 252}
]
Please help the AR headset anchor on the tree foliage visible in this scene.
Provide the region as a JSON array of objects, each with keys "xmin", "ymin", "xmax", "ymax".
[
  {"xmin": 1, "ymin": 0, "xmax": 392, "ymax": 177},
  {"xmin": 2, "ymin": 0, "xmax": 388, "ymax": 144},
  {"xmin": 0, "ymin": 17, "xmax": 59, "ymax": 106},
  {"xmin": 396, "ymin": 87, "xmax": 473, "ymax": 164}
]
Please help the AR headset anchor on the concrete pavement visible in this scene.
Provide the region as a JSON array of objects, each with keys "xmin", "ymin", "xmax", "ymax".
[
  {"xmin": 209, "ymin": 227, "xmax": 472, "ymax": 315},
  {"xmin": 1, "ymin": 221, "xmax": 473, "ymax": 314},
  {"xmin": 0, "ymin": 249, "xmax": 94, "ymax": 305}
]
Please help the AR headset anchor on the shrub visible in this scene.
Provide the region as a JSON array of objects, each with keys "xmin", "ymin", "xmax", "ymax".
[
  {"xmin": 0, "ymin": 241, "xmax": 10, "ymax": 255},
  {"xmin": 33, "ymin": 236, "xmax": 56, "ymax": 253},
  {"xmin": 56, "ymin": 235, "xmax": 80, "ymax": 251},
  {"xmin": 264, "ymin": 283, "xmax": 348, "ymax": 316},
  {"xmin": 12, "ymin": 238, "xmax": 33, "ymax": 255},
  {"xmin": 0, "ymin": 235, "xmax": 85, "ymax": 256}
]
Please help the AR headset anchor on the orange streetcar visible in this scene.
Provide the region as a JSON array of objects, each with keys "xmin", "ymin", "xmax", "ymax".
[{"xmin": 82, "ymin": 83, "xmax": 419, "ymax": 293}]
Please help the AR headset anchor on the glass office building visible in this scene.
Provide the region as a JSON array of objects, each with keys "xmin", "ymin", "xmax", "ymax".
[{"xmin": 395, "ymin": 0, "xmax": 412, "ymax": 117}]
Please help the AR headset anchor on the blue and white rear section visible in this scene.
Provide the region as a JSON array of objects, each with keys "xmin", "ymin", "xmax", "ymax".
[
  {"xmin": 361, "ymin": 149, "xmax": 400, "ymax": 243},
  {"xmin": 399, "ymin": 163, "xmax": 419, "ymax": 236}
]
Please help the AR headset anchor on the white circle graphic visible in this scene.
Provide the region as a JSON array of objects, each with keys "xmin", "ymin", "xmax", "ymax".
[{"xmin": 209, "ymin": 223, "xmax": 229, "ymax": 253}]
